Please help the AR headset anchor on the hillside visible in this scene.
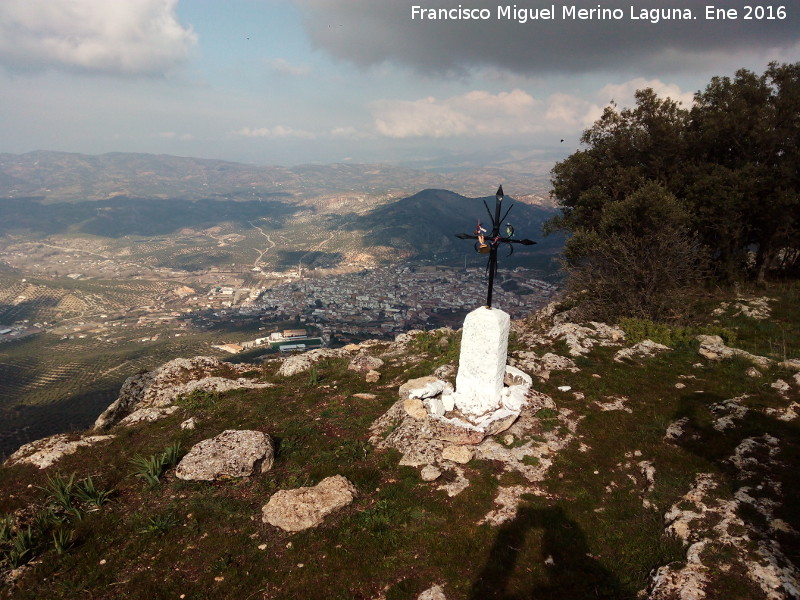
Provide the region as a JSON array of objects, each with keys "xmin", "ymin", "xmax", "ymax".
[{"xmin": 1, "ymin": 283, "xmax": 798, "ymax": 599}]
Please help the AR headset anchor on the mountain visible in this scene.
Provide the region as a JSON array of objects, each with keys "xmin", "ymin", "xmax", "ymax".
[
  {"xmin": 0, "ymin": 151, "xmax": 554, "ymax": 205},
  {"xmin": 344, "ymin": 188, "xmax": 564, "ymax": 268}
]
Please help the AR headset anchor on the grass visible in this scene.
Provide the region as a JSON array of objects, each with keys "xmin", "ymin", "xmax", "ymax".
[{"xmin": 0, "ymin": 283, "xmax": 798, "ymax": 598}]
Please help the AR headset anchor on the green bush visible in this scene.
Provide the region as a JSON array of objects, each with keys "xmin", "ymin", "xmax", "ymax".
[{"xmin": 619, "ymin": 317, "xmax": 737, "ymax": 348}]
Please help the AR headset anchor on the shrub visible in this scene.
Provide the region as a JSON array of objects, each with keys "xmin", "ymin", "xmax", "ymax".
[{"xmin": 619, "ymin": 317, "xmax": 737, "ymax": 348}]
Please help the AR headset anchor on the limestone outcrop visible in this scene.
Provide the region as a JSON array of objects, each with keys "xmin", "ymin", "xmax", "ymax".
[
  {"xmin": 614, "ymin": 339, "xmax": 671, "ymax": 363},
  {"xmin": 93, "ymin": 356, "xmax": 274, "ymax": 430},
  {"xmin": 262, "ymin": 475, "xmax": 356, "ymax": 532},
  {"xmin": 175, "ymin": 430, "xmax": 274, "ymax": 481},
  {"xmin": 4, "ymin": 433, "xmax": 115, "ymax": 470},
  {"xmin": 277, "ymin": 348, "xmax": 350, "ymax": 377}
]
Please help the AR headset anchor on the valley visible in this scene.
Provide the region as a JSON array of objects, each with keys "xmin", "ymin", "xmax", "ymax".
[{"xmin": 0, "ymin": 154, "xmax": 562, "ymax": 458}]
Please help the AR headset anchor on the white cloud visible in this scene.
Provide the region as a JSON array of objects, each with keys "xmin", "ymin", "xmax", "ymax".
[
  {"xmin": 269, "ymin": 58, "xmax": 311, "ymax": 76},
  {"xmin": 372, "ymin": 88, "xmax": 608, "ymax": 140},
  {"xmin": 544, "ymin": 93, "xmax": 603, "ymax": 129},
  {"xmin": 159, "ymin": 131, "xmax": 194, "ymax": 140},
  {"xmin": 0, "ymin": 0, "xmax": 196, "ymax": 75},
  {"xmin": 372, "ymin": 89, "xmax": 541, "ymax": 139},
  {"xmin": 234, "ymin": 126, "xmax": 316, "ymax": 140},
  {"xmin": 599, "ymin": 78, "xmax": 695, "ymax": 108}
]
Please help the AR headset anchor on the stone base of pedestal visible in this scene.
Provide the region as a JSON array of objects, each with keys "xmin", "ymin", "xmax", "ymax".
[{"xmin": 398, "ymin": 365, "xmax": 532, "ymax": 445}]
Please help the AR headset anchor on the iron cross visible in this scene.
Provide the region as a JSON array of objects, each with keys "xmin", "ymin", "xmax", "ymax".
[{"xmin": 456, "ymin": 186, "xmax": 536, "ymax": 308}]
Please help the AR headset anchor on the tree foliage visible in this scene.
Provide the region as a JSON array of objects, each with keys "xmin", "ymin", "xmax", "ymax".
[{"xmin": 549, "ymin": 62, "xmax": 800, "ymax": 320}]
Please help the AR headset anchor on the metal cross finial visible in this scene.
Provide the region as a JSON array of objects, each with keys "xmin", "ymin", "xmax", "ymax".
[{"xmin": 456, "ymin": 186, "xmax": 536, "ymax": 308}]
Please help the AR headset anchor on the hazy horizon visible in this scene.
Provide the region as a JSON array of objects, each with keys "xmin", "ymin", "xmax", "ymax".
[{"xmin": 1, "ymin": 1, "xmax": 798, "ymax": 169}]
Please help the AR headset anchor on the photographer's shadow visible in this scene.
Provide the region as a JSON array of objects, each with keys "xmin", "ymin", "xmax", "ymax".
[{"xmin": 469, "ymin": 505, "xmax": 624, "ymax": 600}]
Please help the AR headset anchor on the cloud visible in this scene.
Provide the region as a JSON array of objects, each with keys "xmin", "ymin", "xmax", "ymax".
[
  {"xmin": 599, "ymin": 78, "xmax": 695, "ymax": 107},
  {"xmin": 269, "ymin": 58, "xmax": 311, "ymax": 76},
  {"xmin": 234, "ymin": 126, "xmax": 316, "ymax": 139},
  {"xmin": 293, "ymin": 0, "xmax": 799, "ymax": 76},
  {"xmin": 372, "ymin": 88, "xmax": 602, "ymax": 139},
  {"xmin": 0, "ymin": 0, "xmax": 196, "ymax": 75},
  {"xmin": 159, "ymin": 131, "xmax": 194, "ymax": 140}
]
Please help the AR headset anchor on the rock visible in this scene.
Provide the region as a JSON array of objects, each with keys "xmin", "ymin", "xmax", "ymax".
[
  {"xmin": 417, "ymin": 584, "xmax": 447, "ymax": 600},
  {"xmin": 176, "ymin": 430, "xmax": 274, "ymax": 481},
  {"xmin": 504, "ymin": 365, "xmax": 532, "ymax": 388},
  {"xmin": 477, "ymin": 409, "xmax": 521, "ymax": 436},
  {"xmin": 765, "ymin": 401, "xmax": 800, "ymax": 422},
  {"xmin": 594, "ymin": 396, "xmax": 632, "ymax": 413},
  {"xmin": 118, "ymin": 406, "xmax": 179, "ymax": 427},
  {"xmin": 479, "ymin": 485, "xmax": 528, "ymax": 526},
  {"xmin": 442, "ymin": 445, "xmax": 473, "ymax": 464},
  {"xmin": 284, "ymin": 349, "xmax": 349, "ymax": 377},
  {"xmin": 369, "ymin": 399, "xmax": 444, "ymax": 467},
  {"xmin": 352, "ymin": 393, "xmax": 377, "ymax": 400},
  {"xmin": 433, "ymin": 363, "xmax": 456, "ymax": 381},
  {"xmin": 771, "ymin": 379, "xmax": 790, "ymax": 394},
  {"xmin": 348, "ymin": 353, "xmax": 384, "ymax": 374},
  {"xmin": 501, "ymin": 384, "xmax": 529, "ymax": 412},
  {"xmin": 427, "ymin": 416, "xmax": 486, "ymax": 445},
  {"xmin": 710, "ymin": 395, "xmax": 749, "ymax": 432},
  {"xmin": 696, "ymin": 336, "xmax": 773, "ymax": 368},
  {"xmin": 664, "ymin": 418, "xmax": 689, "ymax": 442},
  {"xmin": 423, "ymin": 396, "xmax": 445, "ymax": 418},
  {"xmin": 277, "ymin": 348, "xmax": 350, "ymax": 377},
  {"xmin": 4, "ymin": 434, "xmax": 115, "ymax": 470},
  {"xmin": 365, "ymin": 370, "xmax": 381, "ymax": 383},
  {"xmin": 180, "ymin": 417, "xmax": 197, "ymax": 430},
  {"xmin": 674, "ymin": 382, "xmax": 686, "ymax": 389},
  {"xmin": 420, "ymin": 465, "xmax": 442, "ymax": 481},
  {"xmin": 262, "ymin": 475, "xmax": 356, "ymax": 532},
  {"xmin": 546, "ymin": 322, "xmax": 625, "ymax": 356},
  {"xmin": 399, "ymin": 376, "xmax": 447, "ymax": 402},
  {"xmin": 510, "ymin": 351, "xmax": 580, "ymax": 378},
  {"xmin": 94, "ymin": 356, "xmax": 274, "ymax": 430},
  {"xmin": 613, "ymin": 339, "xmax": 671, "ymax": 363},
  {"xmin": 437, "ymin": 465, "xmax": 471, "ymax": 497},
  {"xmin": 404, "ymin": 398, "xmax": 428, "ymax": 420},
  {"xmin": 746, "ymin": 367, "xmax": 762, "ymax": 378}
]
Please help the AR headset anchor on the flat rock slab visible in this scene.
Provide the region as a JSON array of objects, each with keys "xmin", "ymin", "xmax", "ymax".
[
  {"xmin": 176, "ymin": 430, "xmax": 274, "ymax": 481},
  {"xmin": 262, "ymin": 475, "xmax": 357, "ymax": 532}
]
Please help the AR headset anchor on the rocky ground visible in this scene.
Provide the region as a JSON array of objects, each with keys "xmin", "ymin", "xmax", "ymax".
[{"xmin": 1, "ymin": 291, "xmax": 799, "ymax": 599}]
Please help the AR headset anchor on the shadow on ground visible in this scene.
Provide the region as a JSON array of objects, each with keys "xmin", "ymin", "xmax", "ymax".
[{"xmin": 469, "ymin": 505, "xmax": 626, "ymax": 600}]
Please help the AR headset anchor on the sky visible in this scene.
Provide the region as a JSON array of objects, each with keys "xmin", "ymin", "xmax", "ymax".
[{"xmin": 0, "ymin": 0, "xmax": 798, "ymax": 170}]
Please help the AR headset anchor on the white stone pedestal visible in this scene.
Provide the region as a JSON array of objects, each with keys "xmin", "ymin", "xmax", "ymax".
[{"xmin": 451, "ymin": 306, "xmax": 510, "ymax": 419}]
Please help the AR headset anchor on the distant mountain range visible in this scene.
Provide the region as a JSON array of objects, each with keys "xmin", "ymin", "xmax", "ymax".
[{"xmin": 0, "ymin": 150, "xmax": 554, "ymax": 206}]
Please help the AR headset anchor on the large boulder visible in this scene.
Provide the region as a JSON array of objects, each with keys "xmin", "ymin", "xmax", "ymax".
[
  {"xmin": 176, "ymin": 430, "xmax": 274, "ymax": 481},
  {"xmin": 262, "ymin": 475, "xmax": 357, "ymax": 532}
]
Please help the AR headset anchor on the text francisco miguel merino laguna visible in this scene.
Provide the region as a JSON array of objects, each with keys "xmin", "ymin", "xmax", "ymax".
[{"xmin": 411, "ymin": 4, "xmax": 787, "ymax": 23}]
